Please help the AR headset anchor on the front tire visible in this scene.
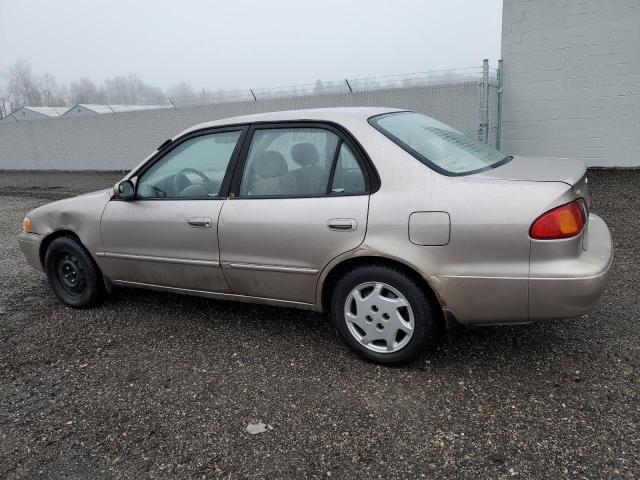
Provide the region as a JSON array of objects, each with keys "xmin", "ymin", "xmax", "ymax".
[
  {"xmin": 330, "ymin": 265, "xmax": 439, "ymax": 365},
  {"xmin": 44, "ymin": 236, "xmax": 104, "ymax": 308}
]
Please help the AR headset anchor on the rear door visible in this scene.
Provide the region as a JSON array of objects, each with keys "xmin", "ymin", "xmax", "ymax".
[
  {"xmin": 99, "ymin": 127, "xmax": 246, "ymax": 292},
  {"xmin": 218, "ymin": 123, "xmax": 372, "ymax": 304}
]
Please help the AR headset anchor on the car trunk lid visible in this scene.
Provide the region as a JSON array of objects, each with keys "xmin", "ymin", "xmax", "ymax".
[
  {"xmin": 470, "ymin": 156, "xmax": 587, "ymax": 187},
  {"xmin": 472, "ymin": 156, "xmax": 591, "ymax": 239}
]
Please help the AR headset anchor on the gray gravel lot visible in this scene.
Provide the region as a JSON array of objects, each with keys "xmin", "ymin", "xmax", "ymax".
[{"xmin": 1, "ymin": 169, "xmax": 638, "ymax": 479}]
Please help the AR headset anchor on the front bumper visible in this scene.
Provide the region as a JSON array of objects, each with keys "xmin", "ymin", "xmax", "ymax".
[
  {"xmin": 529, "ymin": 214, "xmax": 613, "ymax": 320},
  {"xmin": 18, "ymin": 231, "xmax": 44, "ymax": 272}
]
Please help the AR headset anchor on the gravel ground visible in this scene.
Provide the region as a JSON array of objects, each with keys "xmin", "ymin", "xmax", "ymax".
[{"xmin": 1, "ymin": 169, "xmax": 638, "ymax": 479}]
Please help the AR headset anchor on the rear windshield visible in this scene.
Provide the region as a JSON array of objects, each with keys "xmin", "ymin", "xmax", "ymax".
[{"xmin": 369, "ymin": 112, "xmax": 511, "ymax": 176}]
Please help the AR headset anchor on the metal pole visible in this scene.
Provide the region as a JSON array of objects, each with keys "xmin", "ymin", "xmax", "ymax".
[
  {"xmin": 167, "ymin": 97, "xmax": 177, "ymax": 108},
  {"xmin": 344, "ymin": 79, "xmax": 353, "ymax": 93},
  {"xmin": 249, "ymin": 89, "xmax": 257, "ymax": 101},
  {"xmin": 478, "ymin": 65, "xmax": 485, "ymax": 141},
  {"xmin": 481, "ymin": 59, "xmax": 490, "ymax": 144},
  {"xmin": 496, "ymin": 59, "xmax": 503, "ymax": 150}
]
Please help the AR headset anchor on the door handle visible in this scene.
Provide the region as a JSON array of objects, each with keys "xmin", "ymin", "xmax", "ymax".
[
  {"xmin": 327, "ymin": 218, "xmax": 357, "ymax": 232},
  {"xmin": 187, "ymin": 216, "xmax": 212, "ymax": 228}
]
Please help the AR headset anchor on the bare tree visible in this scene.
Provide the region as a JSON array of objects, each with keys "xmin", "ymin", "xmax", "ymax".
[
  {"xmin": 128, "ymin": 74, "xmax": 165, "ymax": 104},
  {"xmin": 198, "ymin": 87, "xmax": 210, "ymax": 104},
  {"xmin": 69, "ymin": 77, "xmax": 103, "ymax": 104},
  {"xmin": 38, "ymin": 73, "xmax": 69, "ymax": 106},
  {"xmin": 5, "ymin": 59, "xmax": 42, "ymax": 111},
  {"xmin": 168, "ymin": 82, "xmax": 196, "ymax": 101},
  {"xmin": 40, "ymin": 73, "xmax": 55, "ymax": 105},
  {"xmin": 0, "ymin": 84, "xmax": 7, "ymax": 118},
  {"xmin": 103, "ymin": 76, "xmax": 128, "ymax": 104},
  {"xmin": 1, "ymin": 59, "xmax": 184, "ymax": 111},
  {"xmin": 140, "ymin": 82, "xmax": 165, "ymax": 104},
  {"xmin": 103, "ymin": 74, "xmax": 164, "ymax": 105}
]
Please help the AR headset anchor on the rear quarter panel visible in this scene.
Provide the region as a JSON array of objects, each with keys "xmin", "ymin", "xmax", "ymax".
[{"xmin": 336, "ymin": 120, "xmax": 575, "ymax": 324}]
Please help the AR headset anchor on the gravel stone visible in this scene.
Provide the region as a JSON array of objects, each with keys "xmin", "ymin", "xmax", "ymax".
[
  {"xmin": 0, "ymin": 169, "xmax": 638, "ymax": 479},
  {"xmin": 246, "ymin": 421, "xmax": 273, "ymax": 435}
]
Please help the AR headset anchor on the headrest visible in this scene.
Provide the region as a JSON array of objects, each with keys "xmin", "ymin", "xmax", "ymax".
[
  {"xmin": 253, "ymin": 151, "xmax": 288, "ymax": 178},
  {"xmin": 291, "ymin": 142, "xmax": 320, "ymax": 167}
]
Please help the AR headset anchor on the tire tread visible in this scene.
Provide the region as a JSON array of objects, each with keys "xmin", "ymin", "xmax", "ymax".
[{"xmin": 44, "ymin": 236, "xmax": 104, "ymax": 309}]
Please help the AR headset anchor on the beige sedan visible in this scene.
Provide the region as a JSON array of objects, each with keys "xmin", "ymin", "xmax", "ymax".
[{"xmin": 18, "ymin": 108, "xmax": 613, "ymax": 364}]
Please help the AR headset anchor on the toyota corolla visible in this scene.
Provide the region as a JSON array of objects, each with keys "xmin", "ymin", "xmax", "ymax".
[{"xmin": 18, "ymin": 107, "xmax": 613, "ymax": 364}]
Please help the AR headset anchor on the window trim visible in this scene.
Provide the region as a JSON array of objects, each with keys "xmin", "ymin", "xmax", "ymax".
[
  {"xmin": 228, "ymin": 121, "xmax": 378, "ymax": 200},
  {"xmin": 368, "ymin": 111, "xmax": 512, "ymax": 177},
  {"xmin": 325, "ymin": 139, "xmax": 342, "ymax": 195},
  {"xmin": 126, "ymin": 125, "xmax": 249, "ymax": 201}
]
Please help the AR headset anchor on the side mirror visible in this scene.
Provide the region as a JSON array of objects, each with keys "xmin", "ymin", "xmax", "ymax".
[{"xmin": 114, "ymin": 180, "xmax": 135, "ymax": 200}]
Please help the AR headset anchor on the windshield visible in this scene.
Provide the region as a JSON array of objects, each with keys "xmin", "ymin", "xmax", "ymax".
[{"xmin": 369, "ymin": 112, "xmax": 511, "ymax": 176}]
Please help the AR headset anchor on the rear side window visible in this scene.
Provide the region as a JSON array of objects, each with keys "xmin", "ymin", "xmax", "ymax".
[
  {"xmin": 331, "ymin": 143, "xmax": 365, "ymax": 194},
  {"xmin": 369, "ymin": 112, "xmax": 511, "ymax": 176},
  {"xmin": 239, "ymin": 127, "xmax": 367, "ymax": 197}
]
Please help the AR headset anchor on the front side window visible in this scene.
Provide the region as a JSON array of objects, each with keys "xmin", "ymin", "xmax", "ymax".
[
  {"xmin": 137, "ymin": 130, "xmax": 242, "ymax": 199},
  {"xmin": 369, "ymin": 112, "xmax": 511, "ymax": 176},
  {"xmin": 239, "ymin": 128, "xmax": 340, "ymax": 197}
]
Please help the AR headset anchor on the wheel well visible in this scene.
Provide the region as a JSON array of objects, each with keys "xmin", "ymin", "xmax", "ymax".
[
  {"xmin": 320, "ymin": 256, "xmax": 444, "ymax": 320},
  {"xmin": 39, "ymin": 230, "xmax": 82, "ymax": 268}
]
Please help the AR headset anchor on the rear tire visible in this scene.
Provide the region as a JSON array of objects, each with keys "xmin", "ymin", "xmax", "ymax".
[
  {"xmin": 44, "ymin": 236, "xmax": 104, "ymax": 308},
  {"xmin": 330, "ymin": 265, "xmax": 439, "ymax": 365}
]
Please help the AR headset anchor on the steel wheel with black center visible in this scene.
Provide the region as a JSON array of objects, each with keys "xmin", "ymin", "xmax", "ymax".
[
  {"xmin": 45, "ymin": 236, "xmax": 104, "ymax": 308},
  {"xmin": 331, "ymin": 265, "xmax": 439, "ymax": 364}
]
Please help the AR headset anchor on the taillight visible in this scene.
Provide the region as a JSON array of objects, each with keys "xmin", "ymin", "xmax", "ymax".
[{"xmin": 530, "ymin": 200, "xmax": 587, "ymax": 240}]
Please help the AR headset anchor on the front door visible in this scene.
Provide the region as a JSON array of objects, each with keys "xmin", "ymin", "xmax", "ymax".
[
  {"xmin": 219, "ymin": 124, "xmax": 371, "ymax": 304},
  {"xmin": 99, "ymin": 127, "xmax": 245, "ymax": 292}
]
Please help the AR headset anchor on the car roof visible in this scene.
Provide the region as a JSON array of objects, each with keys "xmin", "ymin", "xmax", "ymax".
[{"xmin": 174, "ymin": 106, "xmax": 404, "ymax": 139}]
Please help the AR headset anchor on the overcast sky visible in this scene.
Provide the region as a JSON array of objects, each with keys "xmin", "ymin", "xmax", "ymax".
[{"xmin": 0, "ymin": 0, "xmax": 503, "ymax": 91}]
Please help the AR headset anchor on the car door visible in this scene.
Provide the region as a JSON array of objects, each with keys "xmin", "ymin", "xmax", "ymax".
[
  {"xmin": 218, "ymin": 123, "xmax": 372, "ymax": 305},
  {"xmin": 99, "ymin": 126, "xmax": 246, "ymax": 292}
]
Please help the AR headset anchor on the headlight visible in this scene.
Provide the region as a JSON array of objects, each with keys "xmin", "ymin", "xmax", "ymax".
[{"xmin": 22, "ymin": 217, "xmax": 31, "ymax": 232}]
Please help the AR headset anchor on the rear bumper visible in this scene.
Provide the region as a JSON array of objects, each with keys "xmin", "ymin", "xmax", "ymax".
[
  {"xmin": 18, "ymin": 231, "xmax": 44, "ymax": 272},
  {"xmin": 528, "ymin": 214, "xmax": 613, "ymax": 320},
  {"xmin": 438, "ymin": 214, "xmax": 612, "ymax": 325}
]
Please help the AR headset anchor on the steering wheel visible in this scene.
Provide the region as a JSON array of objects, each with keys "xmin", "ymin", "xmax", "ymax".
[
  {"xmin": 179, "ymin": 167, "xmax": 213, "ymax": 185},
  {"xmin": 175, "ymin": 167, "xmax": 217, "ymax": 195}
]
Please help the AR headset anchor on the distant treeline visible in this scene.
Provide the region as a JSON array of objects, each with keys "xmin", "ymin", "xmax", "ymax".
[
  {"xmin": 0, "ymin": 59, "xmax": 215, "ymax": 115},
  {"xmin": 0, "ymin": 58, "xmax": 471, "ymax": 117}
]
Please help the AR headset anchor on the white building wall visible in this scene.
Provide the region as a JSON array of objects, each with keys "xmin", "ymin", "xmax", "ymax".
[{"xmin": 501, "ymin": 0, "xmax": 640, "ymax": 167}]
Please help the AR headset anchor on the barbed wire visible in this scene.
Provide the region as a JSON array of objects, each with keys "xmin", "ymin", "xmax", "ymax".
[
  {"xmin": 1, "ymin": 64, "xmax": 499, "ymax": 118},
  {"xmin": 163, "ymin": 66, "xmax": 497, "ymax": 108}
]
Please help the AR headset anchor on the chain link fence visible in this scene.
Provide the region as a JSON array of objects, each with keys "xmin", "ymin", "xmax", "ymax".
[{"xmin": 0, "ymin": 62, "xmax": 501, "ymax": 170}]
